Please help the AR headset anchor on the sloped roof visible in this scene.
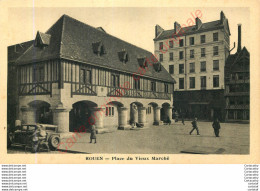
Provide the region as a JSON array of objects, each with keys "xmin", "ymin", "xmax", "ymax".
[
  {"xmin": 8, "ymin": 40, "xmax": 34, "ymax": 63},
  {"xmin": 154, "ymin": 20, "xmax": 224, "ymax": 41},
  {"xmin": 16, "ymin": 14, "xmax": 175, "ymax": 83}
]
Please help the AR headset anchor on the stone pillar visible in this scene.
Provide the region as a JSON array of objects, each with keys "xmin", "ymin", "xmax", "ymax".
[
  {"xmin": 118, "ymin": 107, "xmax": 130, "ymax": 129},
  {"xmin": 52, "ymin": 105, "xmax": 71, "ymax": 133},
  {"xmin": 138, "ymin": 107, "xmax": 146, "ymax": 125},
  {"xmin": 166, "ymin": 106, "xmax": 173, "ymax": 122},
  {"xmin": 130, "ymin": 104, "xmax": 138, "ymax": 124},
  {"xmin": 20, "ymin": 106, "xmax": 37, "ymax": 124},
  {"xmin": 153, "ymin": 107, "xmax": 161, "ymax": 125},
  {"xmin": 91, "ymin": 107, "xmax": 105, "ymax": 129}
]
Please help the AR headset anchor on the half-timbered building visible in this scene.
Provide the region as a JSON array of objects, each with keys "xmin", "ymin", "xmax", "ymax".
[{"xmin": 8, "ymin": 15, "xmax": 175, "ymax": 133}]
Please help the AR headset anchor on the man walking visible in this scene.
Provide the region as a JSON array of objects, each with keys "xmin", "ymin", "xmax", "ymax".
[
  {"xmin": 212, "ymin": 118, "xmax": 221, "ymax": 137},
  {"xmin": 90, "ymin": 124, "xmax": 97, "ymax": 144},
  {"xmin": 189, "ymin": 117, "xmax": 200, "ymax": 135}
]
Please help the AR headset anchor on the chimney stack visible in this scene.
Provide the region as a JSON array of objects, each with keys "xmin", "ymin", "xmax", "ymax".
[{"xmin": 237, "ymin": 24, "xmax": 241, "ymax": 52}]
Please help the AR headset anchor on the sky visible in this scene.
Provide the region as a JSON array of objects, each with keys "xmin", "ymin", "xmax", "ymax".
[{"xmin": 8, "ymin": 7, "xmax": 250, "ymax": 54}]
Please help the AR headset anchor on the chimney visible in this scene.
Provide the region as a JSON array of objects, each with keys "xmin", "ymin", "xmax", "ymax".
[
  {"xmin": 195, "ymin": 17, "xmax": 202, "ymax": 29},
  {"xmin": 174, "ymin": 22, "xmax": 181, "ymax": 33},
  {"xmin": 155, "ymin": 25, "xmax": 164, "ymax": 38},
  {"xmin": 237, "ymin": 24, "xmax": 241, "ymax": 52},
  {"xmin": 220, "ymin": 11, "xmax": 225, "ymax": 23}
]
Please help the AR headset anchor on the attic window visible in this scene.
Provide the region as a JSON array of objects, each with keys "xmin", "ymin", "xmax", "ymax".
[
  {"xmin": 137, "ymin": 57, "xmax": 148, "ymax": 68},
  {"xmin": 34, "ymin": 31, "xmax": 51, "ymax": 48},
  {"xmin": 92, "ymin": 41, "xmax": 106, "ymax": 56},
  {"xmin": 153, "ymin": 62, "xmax": 162, "ymax": 72},
  {"xmin": 118, "ymin": 50, "xmax": 129, "ymax": 64}
]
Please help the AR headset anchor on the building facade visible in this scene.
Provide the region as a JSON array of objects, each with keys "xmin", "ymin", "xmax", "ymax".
[
  {"xmin": 225, "ymin": 24, "xmax": 250, "ymax": 122},
  {"xmin": 8, "ymin": 15, "xmax": 175, "ymax": 133},
  {"xmin": 154, "ymin": 11, "xmax": 230, "ymax": 121}
]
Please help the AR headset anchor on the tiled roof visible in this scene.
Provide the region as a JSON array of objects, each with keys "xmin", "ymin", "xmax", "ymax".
[
  {"xmin": 16, "ymin": 15, "xmax": 175, "ymax": 83},
  {"xmin": 8, "ymin": 40, "xmax": 34, "ymax": 63},
  {"xmin": 154, "ymin": 20, "xmax": 223, "ymax": 41}
]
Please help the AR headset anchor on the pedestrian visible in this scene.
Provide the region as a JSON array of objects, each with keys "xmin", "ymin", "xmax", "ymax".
[
  {"xmin": 181, "ymin": 113, "xmax": 185, "ymax": 125},
  {"xmin": 212, "ymin": 118, "xmax": 221, "ymax": 137},
  {"xmin": 31, "ymin": 124, "xmax": 47, "ymax": 153},
  {"xmin": 90, "ymin": 124, "xmax": 97, "ymax": 143},
  {"xmin": 189, "ymin": 117, "xmax": 200, "ymax": 135},
  {"xmin": 166, "ymin": 116, "xmax": 171, "ymax": 125}
]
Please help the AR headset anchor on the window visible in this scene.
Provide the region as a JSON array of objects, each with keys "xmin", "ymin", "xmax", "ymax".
[
  {"xmin": 169, "ymin": 40, "xmax": 173, "ymax": 48},
  {"xmin": 213, "ymin": 60, "xmax": 219, "ymax": 71},
  {"xmin": 213, "ymin": 32, "xmax": 218, "ymax": 41},
  {"xmin": 179, "ymin": 51, "xmax": 184, "ymax": 60},
  {"xmin": 201, "ymin": 48, "xmax": 205, "ymax": 57},
  {"xmin": 189, "ymin": 62, "xmax": 195, "ymax": 73},
  {"xmin": 134, "ymin": 79, "xmax": 140, "ymax": 90},
  {"xmin": 179, "ymin": 39, "xmax": 184, "ymax": 47},
  {"xmin": 213, "ymin": 46, "xmax": 219, "ymax": 56},
  {"xmin": 179, "ymin": 64, "xmax": 184, "ymax": 74},
  {"xmin": 169, "ymin": 65, "xmax": 174, "ymax": 74},
  {"xmin": 164, "ymin": 83, "xmax": 169, "ymax": 93},
  {"xmin": 179, "ymin": 78, "xmax": 184, "ymax": 89},
  {"xmin": 200, "ymin": 76, "xmax": 206, "ymax": 89},
  {"xmin": 200, "ymin": 35, "xmax": 205, "ymax": 43},
  {"xmin": 189, "ymin": 77, "xmax": 195, "ymax": 89},
  {"xmin": 200, "ymin": 61, "xmax": 206, "ymax": 72},
  {"xmin": 80, "ymin": 68, "xmax": 92, "ymax": 84},
  {"xmin": 213, "ymin": 75, "xmax": 219, "ymax": 87},
  {"xmin": 151, "ymin": 81, "xmax": 156, "ymax": 92},
  {"xmin": 159, "ymin": 54, "xmax": 163, "ymax": 62},
  {"xmin": 159, "ymin": 42, "xmax": 163, "ymax": 50},
  {"xmin": 190, "ymin": 49, "xmax": 194, "ymax": 58},
  {"xmin": 189, "ymin": 37, "xmax": 194, "ymax": 45},
  {"xmin": 33, "ymin": 66, "xmax": 44, "ymax": 82},
  {"xmin": 146, "ymin": 107, "xmax": 152, "ymax": 114},
  {"xmin": 106, "ymin": 107, "xmax": 114, "ymax": 117},
  {"xmin": 169, "ymin": 52, "xmax": 173, "ymax": 61},
  {"xmin": 111, "ymin": 74, "xmax": 120, "ymax": 87}
]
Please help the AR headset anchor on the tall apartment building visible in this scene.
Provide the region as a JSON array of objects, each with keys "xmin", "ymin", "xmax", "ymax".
[
  {"xmin": 154, "ymin": 11, "xmax": 230, "ymax": 121},
  {"xmin": 225, "ymin": 24, "xmax": 250, "ymax": 122}
]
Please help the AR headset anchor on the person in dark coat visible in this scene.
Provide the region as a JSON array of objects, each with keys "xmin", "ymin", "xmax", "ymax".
[
  {"xmin": 189, "ymin": 117, "xmax": 200, "ymax": 135},
  {"xmin": 90, "ymin": 124, "xmax": 97, "ymax": 143},
  {"xmin": 181, "ymin": 113, "xmax": 185, "ymax": 125},
  {"xmin": 165, "ymin": 116, "xmax": 171, "ymax": 125},
  {"xmin": 212, "ymin": 118, "xmax": 221, "ymax": 137}
]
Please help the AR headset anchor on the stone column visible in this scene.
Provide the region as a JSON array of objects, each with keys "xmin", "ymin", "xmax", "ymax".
[
  {"xmin": 118, "ymin": 107, "xmax": 130, "ymax": 129},
  {"xmin": 52, "ymin": 104, "xmax": 71, "ymax": 133},
  {"xmin": 138, "ymin": 107, "xmax": 146, "ymax": 125},
  {"xmin": 166, "ymin": 106, "xmax": 173, "ymax": 122},
  {"xmin": 90, "ymin": 107, "xmax": 105, "ymax": 129},
  {"xmin": 153, "ymin": 107, "xmax": 161, "ymax": 125},
  {"xmin": 20, "ymin": 106, "xmax": 37, "ymax": 124}
]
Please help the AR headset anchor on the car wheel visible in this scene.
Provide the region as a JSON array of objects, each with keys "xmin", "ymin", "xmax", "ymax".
[{"xmin": 49, "ymin": 135, "xmax": 60, "ymax": 150}]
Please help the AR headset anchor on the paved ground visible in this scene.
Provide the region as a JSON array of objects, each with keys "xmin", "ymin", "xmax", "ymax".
[
  {"xmin": 58, "ymin": 121, "xmax": 249, "ymax": 154},
  {"xmin": 8, "ymin": 121, "xmax": 249, "ymax": 154}
]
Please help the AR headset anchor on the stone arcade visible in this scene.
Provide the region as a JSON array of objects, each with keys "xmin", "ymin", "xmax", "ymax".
[{"xmin": 8, "ymin": 15, "xmax": 175, "ymax": 133}]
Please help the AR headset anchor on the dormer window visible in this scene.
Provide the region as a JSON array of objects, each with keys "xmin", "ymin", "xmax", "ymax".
[
  {"xmin": 34, "ymin": 31, "xmax": 51, "ymax": 48},
  {"xmin": 92, "ymin": 41, "xmax": 106, "ymax": 56},
  {"xmin": 137, "ymin": 57, "xmax": 148, "ymax": 68},
  {"xmin": 153, "ymin": 62, "xmax": 162, "ymax": 72},
  {"xmin": 118, "ymin": 50, "xmax": 129, "ymax": 64}
]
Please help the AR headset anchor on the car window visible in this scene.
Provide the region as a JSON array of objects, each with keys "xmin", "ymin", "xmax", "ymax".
[
  {"xmin": 45, "ymin": 127, "xmax": 56, "ymax": 131},
  {"xmin": 21, "ymin": 126, "xmax": 27, "ymax": 131},
  {"xmin": 28, "ymin": 126, "xmax": 36, "ymax": 131}
]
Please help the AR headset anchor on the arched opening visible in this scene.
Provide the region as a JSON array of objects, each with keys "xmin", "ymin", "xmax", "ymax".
[
  {"xmin": 28, "ymin": 100, "xmax": 52, "ymax": 124},
  {"xmin": 104, "ymin": 101, "xmax": 124, "ymax": 128},
  {"xmin": 69, "ymin": 101, "xmax": 97, "ymax": 132},
  {"xmin": 130, "ymin": 102, "xmax": 143, "ymax": 126}
]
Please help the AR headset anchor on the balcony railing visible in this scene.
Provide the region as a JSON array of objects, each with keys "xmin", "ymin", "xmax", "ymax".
[
  {"xmin": 107, "ymin": 87, "xmax": 171, "ymax": 100},
  {"xmin": 19, "ymin": 82, "xmax": 52, "ymax": 96}
]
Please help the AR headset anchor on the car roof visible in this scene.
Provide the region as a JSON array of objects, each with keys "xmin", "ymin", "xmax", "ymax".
[{"xmin": 22, "ymin": 124, "xmax": 58, "ymax": 127}]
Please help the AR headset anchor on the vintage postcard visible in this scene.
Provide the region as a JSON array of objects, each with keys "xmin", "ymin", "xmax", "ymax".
[{"xmin": 0, "ymin": 0, "xmax": 259, "ymax": 164}]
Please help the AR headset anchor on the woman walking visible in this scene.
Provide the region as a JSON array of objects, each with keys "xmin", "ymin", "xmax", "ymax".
[{"xmin": 212, "ymin": 118, "xmax": 221, "ymax": 137}]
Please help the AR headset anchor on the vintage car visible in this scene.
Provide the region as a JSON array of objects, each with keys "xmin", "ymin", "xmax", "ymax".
[{"xmin": 7, "ymin": 124, "xmax": 61, "ymax": 151}]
